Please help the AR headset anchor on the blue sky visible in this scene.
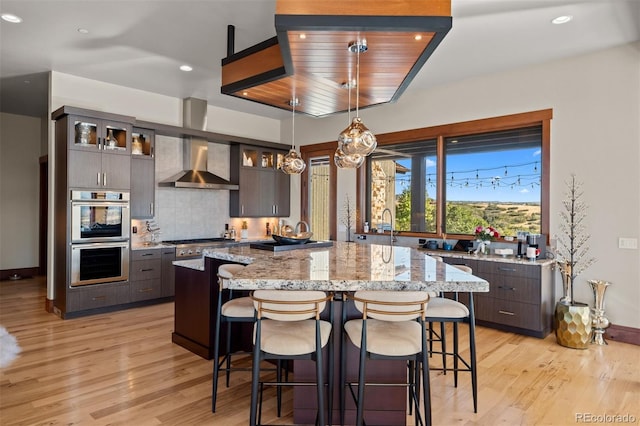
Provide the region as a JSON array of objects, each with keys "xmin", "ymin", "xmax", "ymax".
[{"xmin": 395, "ymin": 147, "xmax": 542, "ymax": 203}]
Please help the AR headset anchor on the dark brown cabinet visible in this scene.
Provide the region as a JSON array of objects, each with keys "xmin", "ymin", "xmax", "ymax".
[
  {"xmin": 441, "ymin": 256, "xmax": 553, "ymax": 338},
  {"xmin": 230, "ymin": 145, "xmax": 290, "ymax": 217},
  {"xmin": 65, "ymin": 282, "xmax": 130, "ymax": 313},
  {"xmin": 68, "ymin": 149, "xmax": 131, "ymax": 190},
  {"xmin": 129, "ymin": 248, "xmax": 162, "ymax": 302},
  {"xmin": 53, "ymin": 107, "xmax": 137, "ymax": 318},
  {"xmin": 161, "ymin": 248, "xmax": 176, "ymax": 297},
  {"xmin": 130, "ymin": 127, "xmax": 156, "ymax": 218},
  {"xmin": 65, "ymin": 115, "xmax": 132, "ymax": 190}
]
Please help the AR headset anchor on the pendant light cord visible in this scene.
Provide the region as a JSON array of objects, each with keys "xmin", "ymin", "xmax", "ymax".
[
  {"xmin": 291, "ymin": 96, "xmax": 296, "ymax": 151},
  {"xmin": 356, "ymin": 41, "xmax": 360, "ymax": 117}
]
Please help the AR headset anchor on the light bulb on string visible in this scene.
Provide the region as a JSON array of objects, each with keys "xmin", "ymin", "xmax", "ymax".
[{"xmin": 281, "ymin": 97, "xmax": 306, "ymax": 175}]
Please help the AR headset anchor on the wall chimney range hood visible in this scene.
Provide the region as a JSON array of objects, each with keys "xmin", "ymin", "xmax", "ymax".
[{"xmin": 160, "ymin": 98, "xmax": 239, "ymax": 190}]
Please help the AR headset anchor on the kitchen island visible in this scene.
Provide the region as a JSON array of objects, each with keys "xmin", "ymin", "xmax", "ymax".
[{"xmin": 172, "ymin": 242, "xmax": 489, "ymax": 425}]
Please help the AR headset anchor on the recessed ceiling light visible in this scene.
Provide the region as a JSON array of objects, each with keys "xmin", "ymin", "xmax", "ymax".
[
  {"xmin": 299, "ymin": 33, "xmax": 306, "ymax": 39},
  {"xmin": 1, "ymin": 13, "xmax": 22, "ymax": 23},
  {"xmin": 179, "ymin": 65, "xmax": 193, "ymax": 72},
  {"xmin": 414, "ymin": 34, "xmax": 423, "ymax": 41},
  {"xmin": 242, "ymin": 91, "xmax": 249, "ymax": 96},
  {"xmin": 77, "ymin": 28, "xmax": 89, "ymax": 34},
  {"xmin": 552, "ymin": 15, "xmax": 573, "ymax": 24}
]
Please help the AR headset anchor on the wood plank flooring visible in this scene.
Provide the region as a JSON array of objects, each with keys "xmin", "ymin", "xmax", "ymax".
[{"xmin": 1, "ymin": 276, "xmax": 638, "ymax": 425}]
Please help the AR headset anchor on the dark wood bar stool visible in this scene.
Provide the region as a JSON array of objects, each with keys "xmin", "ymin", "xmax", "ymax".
[
  {"xmin": 341, "ymin": 290, "xmax": 432, "ymax": 426},
  {"xmin": 249, "ymin": 290, "xmax": 334, "ymax": 426}
]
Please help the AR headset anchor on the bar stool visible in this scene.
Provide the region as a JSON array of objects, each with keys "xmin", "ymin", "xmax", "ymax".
[
  {"xmin": 212, "ymin": 263, "xmax": 256, "ymax": 413},
  {"xmin": 250, "ymin": 290, "xmax": 334, "ymax": 426},
  {"xmin": 425, "ymin": 263, "xmax": 478, "ymax": 413},
  {"xmin": 341, "ymin": 290, "xmax": 432, "ymax": 426}
]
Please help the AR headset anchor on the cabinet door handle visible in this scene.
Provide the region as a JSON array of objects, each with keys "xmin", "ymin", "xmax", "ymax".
[
  {"xmin": 103, "ymin": 173, "xmax": 107, "ymax": 186},
  {"xmin": 98, "ymin": 137, "xmax": 102, "ymax": 150},
  {"xmin": 241, "ymin": 205, "xmax": 244, "ymax": 215},
  {"xmin": 140, "ymin": 268, "xmax": 154, "ymax": 272},
  {"xmin": 141, "ymin": 253, "xmax": 154, "ymax": 257},
  {"xmin": 150, "ymin": 203, "xmax": 154, "ymax": 216},
  {"xmin": 92, "ymin": 295, "xmax": 106, "ymax": 301},
  {"xmin": 97, "ymin": 172, "xmax": 101, "ymax": 185},
  {"xmin": 498, "ymin": 267, "xmax": 517, "ymax": 272},
  {"xmin": 498, "ymin": 285, "xmax": 517, "ymax": 291},
  {"xmin": 498, "ymin": 310, "xmax": 515, "ymax": 316},
  {"xmin": 138, "ymin": 288, "xmax": 153, "ymax": 293}
]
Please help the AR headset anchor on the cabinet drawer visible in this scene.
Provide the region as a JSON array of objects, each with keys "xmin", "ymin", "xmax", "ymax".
[
  {"xmin": 130, "ymin": 259, "xmax": 161, "ymax": 281},
  {"xmin": 476, "ymin": 261, "xmax": 540, "ymax": 280},
  {"xmin": 476, "ymin": 298, "xmax": 542, "ymax": 331},
  {"xmin": 67, "ymin": 283, "xmax": 130, "ymax": 311},
  {"xmin": 491, "ymin": 278, "xmax": 539, "ymax": 304},
  {"xmin": 130, "ymin": 279, "xmax": 162, "ymax": 302},
  {"xmin": 132, "ymin": 249, "xmax": 162, "ymax": 261}
]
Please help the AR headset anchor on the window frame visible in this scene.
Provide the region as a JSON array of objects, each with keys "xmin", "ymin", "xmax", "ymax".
[{"xmin": 356, "ymin": 109, "xmax": 552, "ymax": 243}]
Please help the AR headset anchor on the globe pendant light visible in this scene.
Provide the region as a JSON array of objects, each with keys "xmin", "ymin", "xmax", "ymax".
[
  {"xmin": 334, "ymin": 71, "xmax": 366, "ymax": 168},
  {"xmin": 338, "ymin": 39, "xmax": 377, "ymax": 157},
  {"xmin": 281, "ymin": 97, "xmax": 306, "ymax": 175},
  {"xmin": 334, "ymin": 145, "xmax": 364, "ymax": 168}
]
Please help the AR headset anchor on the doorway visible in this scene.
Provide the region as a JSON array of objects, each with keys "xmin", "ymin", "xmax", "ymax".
[{"xmin": 301, "ymin": 144, "xmax": 337, "ymax": 241}]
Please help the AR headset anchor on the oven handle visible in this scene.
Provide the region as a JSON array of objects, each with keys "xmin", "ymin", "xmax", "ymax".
[
  {"xmin": 71, "ymin": 201, "xmax": 130, "ymax": 208},
  {"xmin": 71, "ymin": 241, "xmax": 129, "ymax": 250}
]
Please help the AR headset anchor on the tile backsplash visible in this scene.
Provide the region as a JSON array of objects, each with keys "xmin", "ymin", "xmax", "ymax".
[{"xmin": 152, "ymin": 135, "xmax": 232, "ymax": 240}]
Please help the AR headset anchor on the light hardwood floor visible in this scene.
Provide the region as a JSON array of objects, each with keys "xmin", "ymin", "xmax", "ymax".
[{"xmin": 1, "ymin": 276, "xmax": 638, "ymax": 425}]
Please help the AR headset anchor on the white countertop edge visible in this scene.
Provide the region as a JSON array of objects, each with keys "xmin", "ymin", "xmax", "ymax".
[{"xmin": 172, "ymin": 258, "xmax": 204, "ymax": 271}]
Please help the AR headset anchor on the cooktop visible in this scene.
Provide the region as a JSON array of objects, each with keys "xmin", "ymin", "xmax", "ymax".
[{"xmin": 163, "ymin": 238, "xmax": 233, "ymax": 245}]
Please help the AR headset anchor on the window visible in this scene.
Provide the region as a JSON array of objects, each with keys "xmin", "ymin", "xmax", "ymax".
[{"xmin": 360, "ymin": 110, "xmax": 551, "ymax": 241}]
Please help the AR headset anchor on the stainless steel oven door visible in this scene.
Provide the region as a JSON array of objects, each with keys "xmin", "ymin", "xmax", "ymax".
[
  {"xmin": 71, "ymin": 191, "xmax": 130, "ymax": 243},
  {"xmin": 70, "ymin": 241, "xmax": 130, "ymax": 287}
]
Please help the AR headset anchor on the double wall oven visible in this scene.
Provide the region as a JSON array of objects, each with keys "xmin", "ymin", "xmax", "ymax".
[{"xmin": 70, "ymin": 190, "xmax": 130, "ymax": 286}]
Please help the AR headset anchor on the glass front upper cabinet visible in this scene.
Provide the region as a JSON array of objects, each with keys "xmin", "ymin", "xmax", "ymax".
[{"xmin": 71, "ymin": 116, "xmax": 130, "ymax": 154}]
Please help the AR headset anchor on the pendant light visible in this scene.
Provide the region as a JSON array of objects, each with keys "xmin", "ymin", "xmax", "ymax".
[
  {"xmin": 337, "ymin": 39, "xmax": 377, "ymax": 158},
  {"xmin": 281, "ymin": 97, "xmax": 306, "ymax": 175},
  {"xmin": 334, "ymin": 79, "xmax": 364, "ymax": 168}
]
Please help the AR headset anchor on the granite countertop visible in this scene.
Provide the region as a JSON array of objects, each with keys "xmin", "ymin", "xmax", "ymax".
[
  {"xmin": 417, "ymin": 248, "xmax": 555, "ymax": 266},
  {"xmin": 131, "ymin": 243, "xmax": 175, "ymax": 250},
  {"xmin": 175, "ymin": 242, "xmax": 490, "ymax": 293}
]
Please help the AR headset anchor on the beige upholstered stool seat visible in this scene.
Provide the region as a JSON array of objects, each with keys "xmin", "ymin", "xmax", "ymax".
[
  {"xmin": 257, "ymin": 319, "xmax": 332, "ymax": 356},
  {"xmin": 221, "ymin": 297, "xmax": 254, "ymax": 317},
  {"xmin": 423, "ymin": 297, "xmax": 469, "ymax": 318},
  {"xmin": 218, "ymin": 263, "xmax": 246, "ymax": 279},
  {"xmin": 424, "ymin": 262, "xmax": 478, "ymax": 413},
  {"xmin": 249, "ymin": 289, "xmax": 334, "ymax": 426},
  {"xmin": 342, "ymin": 290, "xmax": 432, "ymax": 426},
  {"xmin": 345, "ymin": 318, "xmax": 423, "ymax": 356},
  {"xmin": 212, "ymin": 263, "xmax": 257, "ymax": 413}
]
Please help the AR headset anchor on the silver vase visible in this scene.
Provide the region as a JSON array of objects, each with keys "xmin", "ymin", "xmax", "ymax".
[
  {"xmin": 587, "ymin": 280, "xmax": 611, "ymax": 345},
  {"xmin": 558, "ymin": 261, "xmax": 573, "ymax": 305}
]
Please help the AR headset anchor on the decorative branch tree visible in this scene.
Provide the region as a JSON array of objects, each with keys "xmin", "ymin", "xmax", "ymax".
[
  {"xmin": 556, "ymin": 174, "xmax": 596, "ymax": 305},
  {"xmin": 341, "ymin": 194, "xmax": 355, "ymax": 242}
]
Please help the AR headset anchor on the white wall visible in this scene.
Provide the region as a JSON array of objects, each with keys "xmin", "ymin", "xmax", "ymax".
[
  {"xmin": 0, "ymin": 113, "xmax": 42, "ymax": 269},
  {"xmin": 289, "ymin": 43, "xmax": 640, "ymax": 328}
]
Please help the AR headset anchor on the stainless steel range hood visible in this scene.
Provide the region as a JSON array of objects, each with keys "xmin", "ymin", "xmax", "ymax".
[{"xmin": 160, "ymin": 98, "xmax": 239, "ymax": 190}]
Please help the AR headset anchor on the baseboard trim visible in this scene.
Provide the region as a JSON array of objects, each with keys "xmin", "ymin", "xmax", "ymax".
[
  {"xmin": 0, "ymin": 267, "xmax": 39, "ymax": 281},
  {"xmin": 605, "ymin": 324, "xmax": 640, "ymax": 346},
  {"xmin": 45, "ymin": 298, "xmax": 54, "ymax": 313}
]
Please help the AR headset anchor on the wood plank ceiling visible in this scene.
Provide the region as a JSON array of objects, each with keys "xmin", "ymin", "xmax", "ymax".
[{"xmin": 221, "ymin": 0, "xmax": 452, "ymax": 117}]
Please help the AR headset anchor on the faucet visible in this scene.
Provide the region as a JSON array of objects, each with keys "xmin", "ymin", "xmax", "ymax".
[
  {"xmin": 294, "ymin": 220, "xmax": 310, "ymax": 235},
  {"xmin": 381, "ymin": 208, "xmax": 396, "ymax": 245}
]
